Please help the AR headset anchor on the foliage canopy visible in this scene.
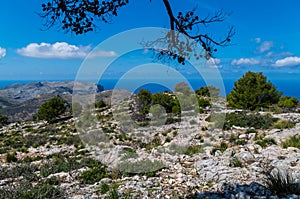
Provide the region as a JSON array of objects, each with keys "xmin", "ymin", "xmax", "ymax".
[
  {"xmin": 35, "ymin": 97, "xmax": 67, "ymax": 123},
  {"xmin": 227, "ymin": 71, "xmax": 282, "ymax": 110},
  {"xmin": 0, "ymin": 115, "xmax": 8, "ymax": 127},
  {"xmin": 278, "ymin": 96, "xmax": 298, "ymax": 109}
]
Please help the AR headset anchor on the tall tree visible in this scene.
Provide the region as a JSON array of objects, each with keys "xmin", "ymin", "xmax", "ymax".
[
  {"xmin": 227, "ymin": 71, "xmax": 282, "ymax": 110},
  {"xmin": 40, "ymin": 0, "xmax": 234, "ymax": 63}
]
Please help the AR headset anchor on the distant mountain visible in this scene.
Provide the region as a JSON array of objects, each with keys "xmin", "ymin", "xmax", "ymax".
[{"xmin": 0, "ymin": 81, "xmax": 104, "ymax": 122}]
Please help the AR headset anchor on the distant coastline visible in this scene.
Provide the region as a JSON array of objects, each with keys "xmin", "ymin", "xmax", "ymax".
[{"xmin": 0, "ymin": 78, "xmax": 299, "ymax": 99}]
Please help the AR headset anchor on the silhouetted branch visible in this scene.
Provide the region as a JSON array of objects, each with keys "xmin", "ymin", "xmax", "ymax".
[
  {"xmin": 40, "ymin": 0, "xmax": 129, "ymax": 34},
  {"xmin": 40, "ymin": 0, "xmax": 234, "ymax": 63}
]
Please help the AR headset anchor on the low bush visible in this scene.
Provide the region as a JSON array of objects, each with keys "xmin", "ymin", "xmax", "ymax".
[
  {"xmin": 197, "ymin": 97, "xmax": 211, "ymax": 108},
  {"xmin": 185, "ymin": 145, "xmax": 203, "ymax": 156},
  {"xmin": 282, "ymin": 135, "xmax": 300, "ymax": 149},
  {"xmin": 116, "ymin": 159, "xmax": 165, "ymax": 177},
  {"xmin": 168, "ymin": 143, "xmax": 188, "ymax": 155},
  {"xmin": 206, "ymin": 111, "xmax": 277, "ymax": 130},
  {"xmin": 79, "ymin": 163, "xmax": 108, "ymax": 184},
  {"xmin": 6, "ymin": 151, "xmax": 18, "ymax": 163},
  {"xmin": 230, "ymin": 157, "xmax": 244, "ymax": 167},
  {"xmin": 0, "ymin": 114, "xmax": 9, "ymax": 127},
  {"xmin": 278, "ymin": 96, "xmax": 298, "ymax": 110},
  {"xmin": 99, "ymin": 182, "xmax": 110, "ymax": 194},
  {"xmin": 211, "ymin": 141, "xmax": 228, "ymax": 155},
  {"xmin": 95, "ymin": 100, "xmax": 107, "ymax": 109},
  {"xmin": 272, "ymin": 120, "xmax": 295, "ymax": 130},
  {"xmin": 138, "ymin": 136, "xmax": 161, "ymax": 151},
  {"xmin": 263, "ymin": 167, "xmax": 300, "ymax": 197},
  {"xmin": 121, "ymin": 148, "xmax": 138, "ymax": 160},
  {"xmin": 105, "ymin": 189, "xmax": 119, "ymax": 199},
  {"xmin": 40, "ymin": 156, "xmax": 78, "ymax": 177},
  {"xmin": 255, "ymin": 137, "xmax": 276, "ymax": 148},
  {"xmin": 0, "ymin": 179, "xmax": 65, "ymax": 199},
  {"xmin": 225, "ymin": 112, "xmax": 277, "ymax": 130},
  {"xmin": 0, "ymin": 164, "xmax": 38, "ymax": 182}
]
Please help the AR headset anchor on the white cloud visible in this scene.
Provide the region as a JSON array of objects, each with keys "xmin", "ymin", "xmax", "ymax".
[
  {"xmin": 265, "ymin": 51, "xmax": 293, "ymax": 58},
  {"xmin": 0, "ymin": 47, "xmax": 6, "ymax": 59},
  {"xmin": 207, "ymin": 58, "xmax": 222, "ymax": 69},
  {"xmin": 231, "ymin": 58, "xmax": 260, "ymax": 66},
  {"xmin": 272, "ymin": 56, "xmax": 300, "ymax": 67},
  {"xmin": 254, "ymin": 37, "xmax": 261, "ymax": 43},
  {"xmin": 17, "ymin": 42, "xmax": 117, "ymax": 59},
  {"xmin": 257, "ymin": 41, "xmax": 273, "ymax": 53},
  {"xmin": 89, "ymin": 50, "xmax": 117, "ymax": 58},
  {"xmin": 265, "ymin": 52, "xmax": 273, "ymax": 57}
]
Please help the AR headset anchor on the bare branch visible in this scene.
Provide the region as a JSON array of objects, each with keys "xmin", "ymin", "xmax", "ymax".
[{"xmin": 160, "ymin": 0, "xmax": 235, "ymax": 63}]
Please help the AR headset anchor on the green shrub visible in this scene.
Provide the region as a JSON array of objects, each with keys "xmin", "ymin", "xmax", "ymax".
[
  {"xmin": 278, "ymin": 96, "xmax": 298, "ymax": 109},
  {"xmin": 24, "ymin": 134, "xmax": 48, "ymax": 148},
  {"xmin": 0, "ymin": 164, "xmax": 38, "ymax": 182},
  {"xmin": 245, "ymin": 128, "xmax": 257, "ymax": 134},
  {"xmin": 185, "ymin": 145, "xmax": 202, "ymax": 156},
  {"xmin": 0, "ymin": 179, "xmax": 65, "ymax": 199},
  {"xmin": 195, "ymin": 85, "xmax": 220, "ymax": 97},
  {"xmin": 116, "ymin": 159, "xmax": 165, "ymax": 177},
  {"xmin": 263, "ymin": 168, "xmax": 300, "ymax": 196},
  {"xmin": 99, "ymin": 182, "xmax": 110, "ymax": 194},
  {"xmin": 234, "ymin": 139, "xmax": 247, "ymax": 145},
  {"xmin": 44, "ymin": 177, "xmax": 60, "ymax": 185},
  {"xmin": 229, "ymin": 134, "xmax": 238, "ymax": 143},
  {"xmin": 0, "ymin": 114, "xmax": 9, "ymax": 127},
  {"xmin": 255, "ymin": 138, "xmax": 276, "ymax": 148},
  {"xmin": 230, "ymin": 157, "xmax": 244, "ymax": 167},
  {"xmin": 105, "ymin": 189, "xmax": 119, "ymax": 199},
  {"xmin": 165, "ymin": 137, "xmax": 172, "ymax": 143},
  {"xmin": 227, "ymin": 71, "xmax": 282, "ymax": 110},
  {"xmin": 223, "ymin": 111, "xmax": 277, "ymax": 130},
  {"xmin": 282, "ymin": 135, "xmax": 300, "ymax": 149},
  {"xmin": 95, "ymin": 100, "xmax": 107, "ymax": 108},
  {"xmin": 35, "ymin": 97, "xmax": 67, "ymax": 123},
  {"xmin": 197, "ymin": 97, "xmax": 211, "ymax": 108},
  {"xmin": 64, "ymin": 135, "xmax": 82, "ymax": 146},
  {"xmin": 40, "ymin": 155, "xmax": 92, "ymax": 177},
  {"xmin": 211, "ymin": 141, "xmax": 228, "ymax": 155},
  {"xmin": 152, "ymin": 92, "xmax": 179, "ymax": 113},
  {"xmin": 272, "ymin": 119, "xmax": 295, "ymax": 129},
  {"xmin": 79, "ymin": 163, "xmax": 108, "ymax": 184},
  {"xmin": 165, "ymin": 117, "xmax": 180, "ymax": 124},
  {"xmin": 135, "ymin": 89, "xmax": 152, "ymax": 120},
  {"xmin": 139, "ymin": 136, "xmax": 161, "ymax": 151},
  {"xmin": 121, "ymin": 148, "xmax": 138, "ymax": 160},
  {"xmin": 6, "ymin": 151, "xmax": 17, "ymax": 163},
  {"xmin": 162, "ymin": 129, "xmax": 171, "ymax": 136}
]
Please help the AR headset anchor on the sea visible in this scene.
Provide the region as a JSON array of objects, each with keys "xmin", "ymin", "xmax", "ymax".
[{"xmin": 0, "ymin": 78, "xmax": 299, "ymax": 99}]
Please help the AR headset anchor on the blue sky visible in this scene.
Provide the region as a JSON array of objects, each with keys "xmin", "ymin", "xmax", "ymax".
[{"xmin": 0, "ymin": 0, "xmax": 300, "ymax": 82}]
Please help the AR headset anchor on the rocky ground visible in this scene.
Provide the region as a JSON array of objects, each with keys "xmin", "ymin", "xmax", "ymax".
[{"xmin": 0, "ymin": 93, "xmax": 300, "ymax": 198}]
